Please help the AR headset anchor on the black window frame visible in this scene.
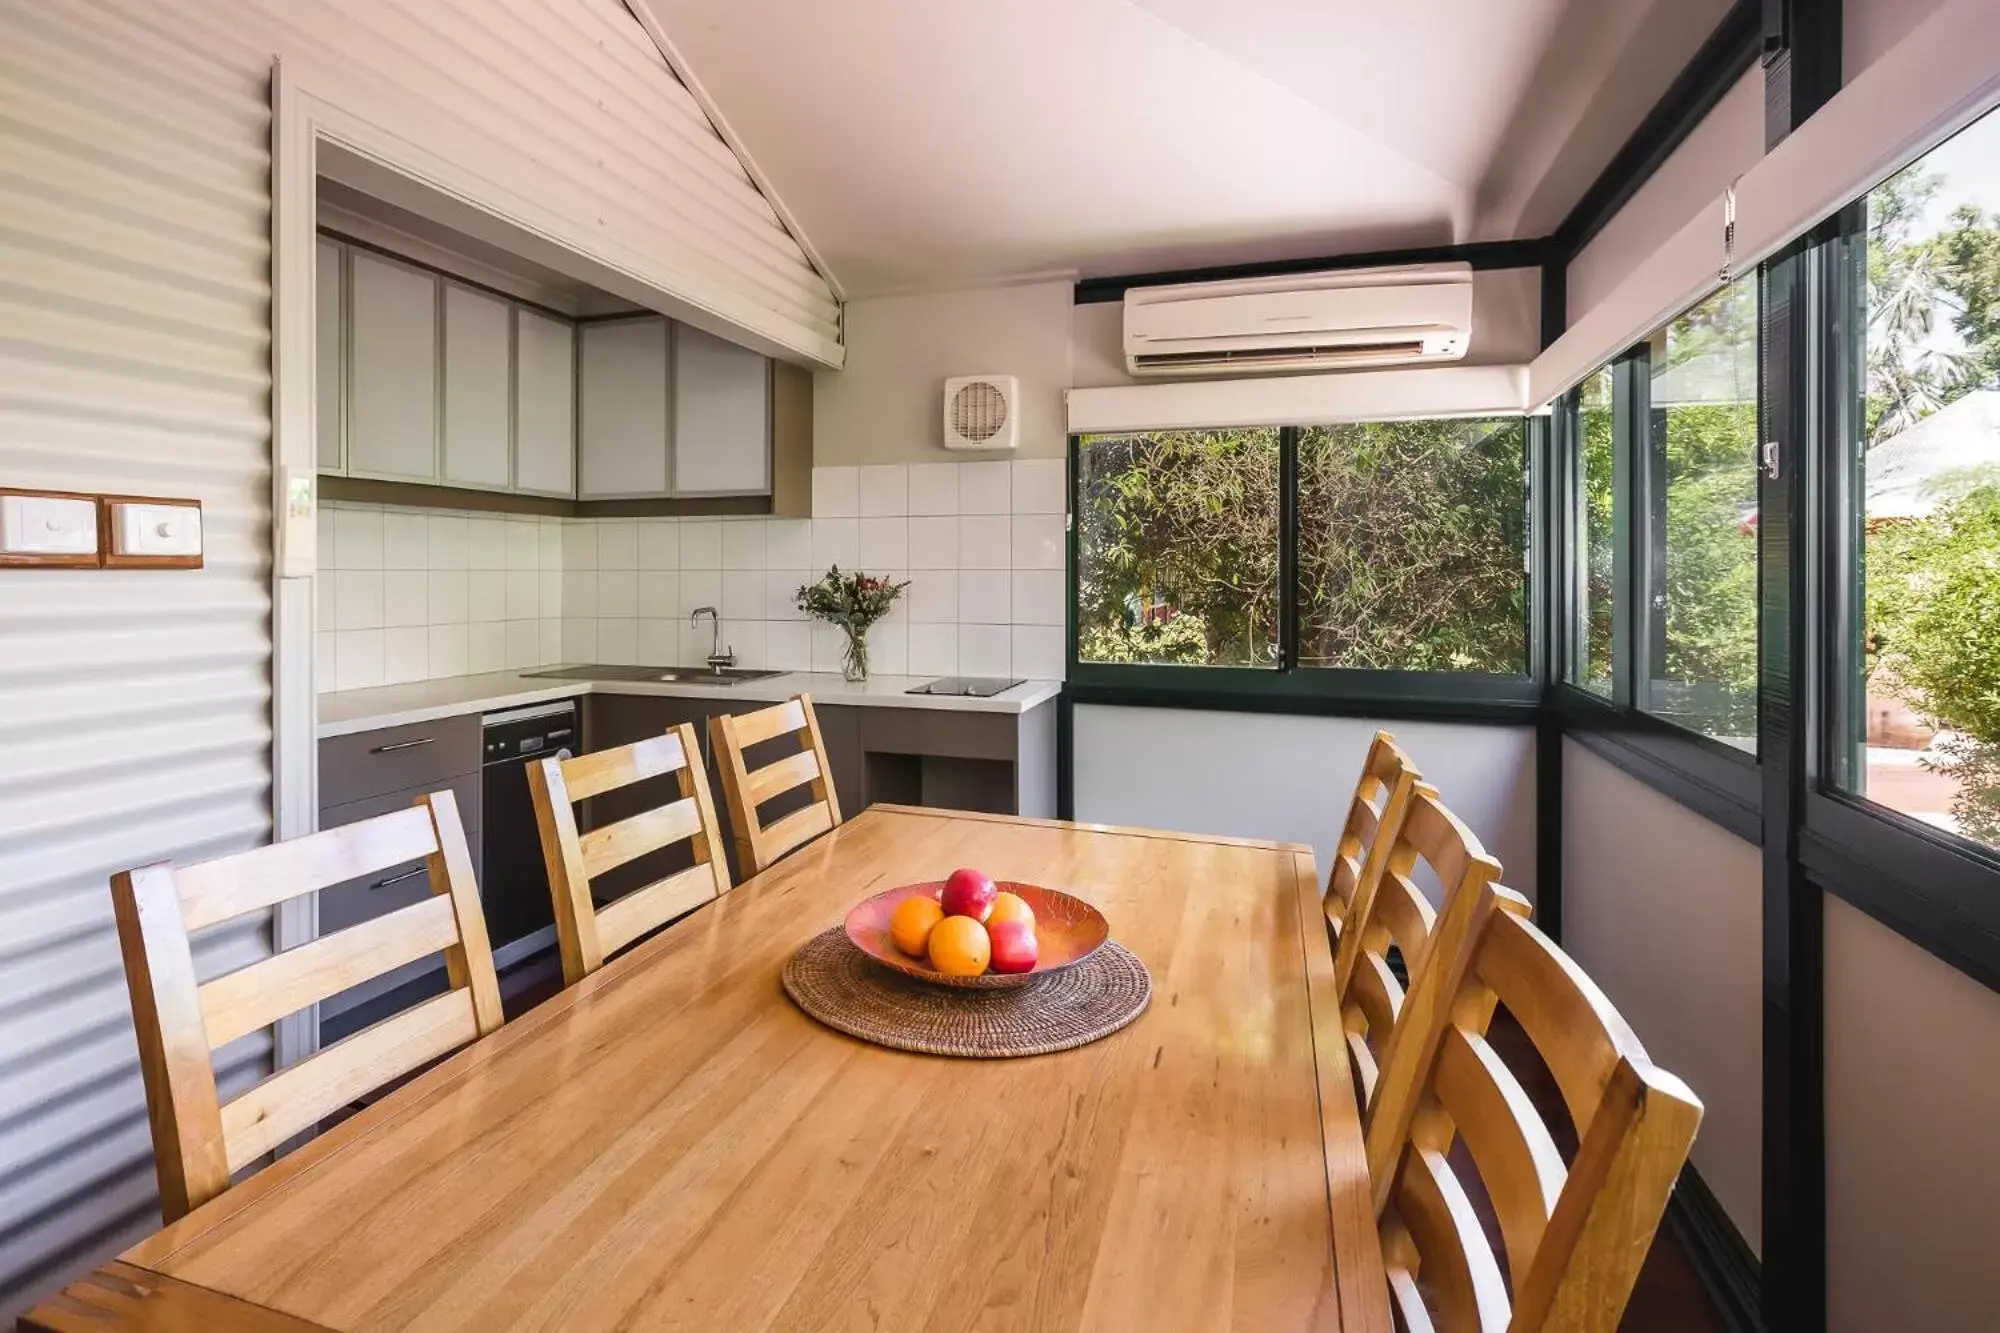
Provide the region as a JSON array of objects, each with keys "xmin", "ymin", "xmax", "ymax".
[{"xmin": 1066, "ymin": 419, "xmax": 1547, "ymax": 721}]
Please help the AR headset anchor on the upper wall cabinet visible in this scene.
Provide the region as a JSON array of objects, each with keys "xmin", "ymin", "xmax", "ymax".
[
  {"xmin": 440, "ymin": 283, "xmax": 512, "ymax": 490},
  {"xmin": 673, "ymin": 322, "xmax": 771, "ymax": 496},
  {"xmin": 514, "ymin": 310, "xmax": 575, "ymax": 498},
  {"xmin": 577, "ymin": 317, "xmax": 672, "ymax": 499},
  {"xmin": 346, "ymin": 250, "xmax": 441, "ymax": 483}
]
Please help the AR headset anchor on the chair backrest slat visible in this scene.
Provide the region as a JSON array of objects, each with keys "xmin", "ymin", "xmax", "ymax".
[
  {"xmin": 710, "ymin": 695, "xmax": 843, "ymax": 875},
  {"xmin": 1365, "ymin": 880, "xmax": 1704, "ymax": 1333},
  {"xmin": 1324, "ymin": 732, "xmax": 1420, "ymax": 971},
  {"xmin": 111, "ymin": 790, "xmax": 502, "ymax": 1222},
  {"xmin": 527, "ymin": 721, "xmax": 730, "ymax": 985}
]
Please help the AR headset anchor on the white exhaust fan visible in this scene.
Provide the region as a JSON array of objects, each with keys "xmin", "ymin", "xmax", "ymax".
[
  {"xmin": 1123, "ymin": 262, "xmax": 1474, "ymax": 377},
  {"xmin": 942, "ymin": 375, "xmax": 1018, "ymax": 450}
]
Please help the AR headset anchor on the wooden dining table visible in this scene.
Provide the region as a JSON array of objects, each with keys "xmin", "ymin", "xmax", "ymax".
[{"xmin": 23, "ymin": 806, "xmax": 1390, "ymax": 1333}]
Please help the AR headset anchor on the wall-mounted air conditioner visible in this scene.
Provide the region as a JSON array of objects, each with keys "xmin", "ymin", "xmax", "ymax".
[{"xmin": 1122, "ymin": 262, "xmax": 1474, "ymax": 377}]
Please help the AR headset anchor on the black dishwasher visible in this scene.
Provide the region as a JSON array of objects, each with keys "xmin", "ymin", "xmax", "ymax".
[{"xmin": 479, "ymin": 701, "xmax": 575, "ymax": 965}]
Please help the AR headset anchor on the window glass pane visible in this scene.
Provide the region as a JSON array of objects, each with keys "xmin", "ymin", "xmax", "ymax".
[
  {"xmin": 1075, "ymin": 429, "xmax": 1280, "ymax": 666},
  {"xmin": 1296, "ymin": 417, "xmax": 1528, "ymax": 672},
  {"xmin": 1848, "ymin": 110, "xmax": 2000, "ymax": 850},
  {"xmin": 1574, "ymin": 367, "xmax": 1616, "ymax": 695},
  {"xmin": 1643, "ymin": 280, "xmax": 1760, "ymax": 749}
]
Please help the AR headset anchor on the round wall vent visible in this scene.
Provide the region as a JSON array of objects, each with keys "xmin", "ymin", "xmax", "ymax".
[{"xmin": 942, "ymin": 375, "xmax": 1019, "ymax": 450}]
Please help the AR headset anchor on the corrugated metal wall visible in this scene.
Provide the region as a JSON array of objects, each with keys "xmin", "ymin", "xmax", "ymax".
[{"xmin": 0, "ymin": 0, "xmax": 838, "ymax": 1315}]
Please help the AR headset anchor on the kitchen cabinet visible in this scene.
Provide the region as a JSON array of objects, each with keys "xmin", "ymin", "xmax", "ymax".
[
  {"xmin": 315, "ymin": 239, "xmax": 345, "ymax": 472},
  {"xmin": 347, "ymin": 250, "xmax": 440, "ymax": 482},
  {"xmin": 672, "ymin": 322, "xmax": 771, "ymax": 495},
  {"xmin": 440, "ymin": 283, "xmax": 512, "ymax": 490},
  {"xmin": 577, "ymin": 316, "xmax": 671, "ymax": 499},
  {"xmin": 514, "ymin": 309, "xmax": 576, "ymax": 497}
]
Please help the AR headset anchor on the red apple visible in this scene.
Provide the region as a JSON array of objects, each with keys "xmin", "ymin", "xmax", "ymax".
[
  {"xmin": 940, "ymin": 867, "xmax": 998, "ymax": 921},
  {"xmin": 988, "ymin": 919, "xmax": 1038, "ymax": 974}
]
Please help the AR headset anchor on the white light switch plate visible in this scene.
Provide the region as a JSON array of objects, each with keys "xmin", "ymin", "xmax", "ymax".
[
  {"xmin": 111, "ymin": 502, "xmax": 202, "ymax": 557},
  {"xmin": 0, "ymin": 494, "xmax": 98, "ymax": 556}
]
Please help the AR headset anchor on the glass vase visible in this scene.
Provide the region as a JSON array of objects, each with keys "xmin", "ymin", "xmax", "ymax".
[{"xmin": 841, "ymin": 625, "xmax": 870, "ymax": 683}]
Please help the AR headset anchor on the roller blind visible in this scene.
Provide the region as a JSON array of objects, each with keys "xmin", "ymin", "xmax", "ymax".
[{"xmin": 1065, "ymin": 365, "xmax": 1530, "ymax": 434}]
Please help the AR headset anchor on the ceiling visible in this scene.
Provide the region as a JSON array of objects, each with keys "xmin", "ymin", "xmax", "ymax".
[{"xmin": 642, "ymin": 0, "xmax": 1736, "ymax": 298}]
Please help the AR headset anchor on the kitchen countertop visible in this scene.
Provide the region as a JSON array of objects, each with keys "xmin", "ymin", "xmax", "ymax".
[{"xmin": 317, "ymin": 669, "xmax": 1064, "ymax": 738}]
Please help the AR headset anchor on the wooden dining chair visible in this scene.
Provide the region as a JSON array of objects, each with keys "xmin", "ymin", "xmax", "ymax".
[
  {"xmin": 1322, "ymin": 730, "xmax": 1422, "ymax": 958},
  {"xmin": 1333, "ymin": 780, "xmax": 1531, "ymax": 1114},
  {"xmin": 110, "ymin": 790, "xmax": 503, "ymax": 1222},
  {"xmin": 1362, "ymin": 875, "xmax": 1704, "ymax": 1333},
  {"xmin": 709, "ymin": 694, "xmax": 843, "ymax": 876},
  {"xmin": 527, "ymin": 722, "xmax": 730, "ymax": 985}
]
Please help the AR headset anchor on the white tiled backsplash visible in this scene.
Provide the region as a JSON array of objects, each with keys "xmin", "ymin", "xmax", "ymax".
[{"xmin": 316, "ymin": 460, "xmax": 1069, "ymax": 691}]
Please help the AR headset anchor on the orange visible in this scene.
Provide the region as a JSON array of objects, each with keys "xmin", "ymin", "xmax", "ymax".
[
  {"xmin": 890, "ymin": 895, "xmax": 945, "ymax": 958},
  {"xmin": 927, "ymin": 915, "xmax": 991, "ymax": 977},
  {"xmin": 987, "ymin": 891, "xmax": 1035, "ymax": 928}
]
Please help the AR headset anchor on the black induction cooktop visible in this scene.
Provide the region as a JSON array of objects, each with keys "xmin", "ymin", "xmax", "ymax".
[{"xmin": 906, "ymin": 676, "xmax": 1022, "ymax": 697}]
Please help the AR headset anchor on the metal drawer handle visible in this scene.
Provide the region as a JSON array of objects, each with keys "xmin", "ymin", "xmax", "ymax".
[
  {"xmin": 369, "ymin": 866, "xmax": 428, "ymax": 891},
  {"xmin": 370, "ymin": 737, "xmax": 435, "ymax": 754}
]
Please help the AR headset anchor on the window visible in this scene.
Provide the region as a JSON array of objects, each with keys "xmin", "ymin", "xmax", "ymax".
[
  {"xmin": 1837, "ymin": 109, "xmax": 2000, "ymax": 854},
  {"xmin": 1075, "ymin": 428, "xmax": 1280, "ymax": 667},
  {"xmin": 1073, "ymin": 418, "xmax": 1532, "ymax": 684},
  {"xmin": 1641, "ymin": 280, "xmax": 1761, "ymax": 750},
  {"xmin": 1296, "ymin": 418, "xmax": 1528, "ymax": 672},
  {"xmin": 1572, "ymin": 366, "xmax": 1616, "ymax": 695}
]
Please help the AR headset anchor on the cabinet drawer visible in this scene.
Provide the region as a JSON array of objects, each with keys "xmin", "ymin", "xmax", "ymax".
[
  {"xmin": 317, "ymin": 772, "xmax": 481, "ymax": 936},
  {"xmin": 319, "ymin": 713, "xmax": 480, "ymax": 808},
  {"xmin": 859, "ymin": 708, "xmax": 1016, "ymax": 762}
]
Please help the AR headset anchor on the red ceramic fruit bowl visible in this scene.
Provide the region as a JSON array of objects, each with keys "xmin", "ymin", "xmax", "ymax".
[{"xmin": 844, "ymin": 881, "xmax": 1110, "ymax": 990}]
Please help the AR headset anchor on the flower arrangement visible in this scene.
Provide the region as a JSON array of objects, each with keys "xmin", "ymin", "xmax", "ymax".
[{"xmin": 796, "ymin": 566, "xmax": 910, "ymax": 681}]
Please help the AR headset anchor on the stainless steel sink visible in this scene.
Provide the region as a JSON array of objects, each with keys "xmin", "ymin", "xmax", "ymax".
[{"xmin": 521, "ymin": 664, "xmax": 786, "ymax": 686}]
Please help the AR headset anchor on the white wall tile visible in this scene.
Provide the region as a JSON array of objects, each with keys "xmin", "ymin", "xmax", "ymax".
[
  {"xmin": 468, "ymin": 621, "xmax": 506, "ymax": 673},
  {"xmin": 383, "ymin": 572, "xmax": 428, "ymax": 628},
  {"xmin": 335, "ymin": 629, "xmax": 384, "ymax": 690},
  {"xmin": 505, "ymin": 519, "xmax": 539, "ymax": 570},
  {"xmin": 427, "ymin": 514, "xmax": 468, "ymax": 570},
  {"xmin": 539, "ymin": 569, "xmax": 562, "ymax": 620},
  {"xmin": 766, "ymin": 621, "xmax": 811, "ymax": 671},
  {"xmin": 810, "ymin": 623, "xmax": 847, "ymax": 673},
  {"xmin": 908, "ymin": 623, "xmax": 958, "ymax": 675},
  {"xmin": 597, "ymin": 569, "xmax": 638, "ymax": 618},
  {"xmin": 428, "ymin": 624, "xmax": 469, "ymax": 678},
  {"xmin": 384, "ymin": 626, "xmax": 428, "ymax": 684},
  {"xmin": 721, "ymin": 519, "xmax": 766, "ymax": 570},
  {"xmin": 637, "ymin": 617, "xmax": 678, "ymax": 664},
  {"xmin": 908, "ymin": 570, "xmax": 958, "ymax": 623},
  {"xmin": 597, "ymin": 618, "xmax": 637, "ymax": 665},
  {"xmin": 468, "ymin": 570, "xmax": 506, "ymax": 623},
  {"xmin": 596, "ymin": 520, "xmax": 637, "ymax": 570},
  {"xmin": 958, "ymin": 461, "xmax": 1012, "ymax": 514},
  {"xmin": 812, "ymin": 517, "xmax": 858, "ymax": 571},
  {"xmin": 959, "ymin": 515, "xmax": 1010, "ymax": 569},
  {"xmin": 506, "ymin": 569, "xmax": 539, "ymax": 620},
  {"xmin": 539, "ymin": 619, "xmax": 563, "ymax": 665},
  {"xmin": 679, "ymin": 568, "xmax": 722, "ymax": 618},
  {"xmin": 958, "ymin": 624, "xmax": 1011, "ymax": 676},
  {"xmin": 766, "ymin": 519, "xmax": 812, "ymax": 567},
  {"xmin": 1010, "ymin": 570, "xmax": 1064, "ymax": 625},
  {"xmin": 812, "ymin": 465, "xmax": 858, "ymax": 517},
  {"xmin": 561, "ymin": 569, "xmax": 598, "ymax": 619},
  {"xmin": 725, "ymin": 619, "xmax": 767, "ymax": 667},
  {"xmin": 679, "ymin": 620, "xmax": 716, "ymax": 666},
  {"xmin": 467, "ymin": 516, "xmax": 507, "ymax": 570},
  {"xmin": 562, "ymin": 520, "xmax": 598, "ymax": 571},
  {"xmin": 858, "ymin": 464, "xmax": 908, "ymax": 516},
  {"xmin": 959, "ymin": 570, "xmax": 1010, "ymax": 624},
  {"xmin": 538, "ymin": 519, "xmax": 564, "ymax": 571},
  {"xmin": 317, "ymin": 512, "xmax": 337, "ymax": 573},
  {"xmin": 637, "ymin": 518, "xmax": 679, "ymax": 570},
  {"xmin": 680, "ymin": 519, "xmax": 722, "ymax": 569},
  {"xmin": 505, "ymin": 619, "xmax": 540, "ymax": 669},
  {"xmin": 638, "ymin": 570, "xmax": 679, "ymax": 620},
  {"xmin": 721, "ymin": 570, "xmax": 763, "ymax": 621},
  {"xmin": 334, "ymin": 570, "xmax": 384, "ymax": 631},
  {"xmin": 1010, "ymin": 625, "xmax": 1064, "ymax": 679},
  {"xmin": 1011, "ymin": 514, "xmax": 1065, "ymax": 570},
  {"xmin": 908, "ymin": 462, "xmax": 960, "ymax": 516},
  {"xmin": 767, "ymin": 570, "xmax": 810, "ymax": 619},
  {"xmin": 908, "ymin": 516, "xmax": 958, "ymax": 569},
  {"xmin": 562, "ymin": 618, "xmax": 597, "ymax": 662},
  {"xmin": 315, "ymin": 580, "xmax": 335, "ymax": 633},
  {"xmin": 867, "ymin": 621, "xmax": 908, "ymax": 675},
  {"xmin": 858, "ymin": 516, "xmax": 907, "ymax": 569},
  {"xmin": 334, "ymin": 507, "xmax": 383, "ymax": 570},
  {"xmin": 1011, "ymin": 458, "xmax": 1066, "ymax": 514},
  {"xmin": 383, "ymin": 511, "xmax": 429, "ymax": 569}
]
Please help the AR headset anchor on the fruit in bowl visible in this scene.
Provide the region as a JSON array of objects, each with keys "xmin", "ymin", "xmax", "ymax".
[
  {"xmin": 927, "ymin": 915, "xmax": 992, "ymax": 977},
  {"xmin": 889, "ymin": 896, "xmax": 944, "ymax": 958},
  {"xmin": 988, "ymin": 919, "xmax": 1038, "ymax": 974},
  {"xmin": 846, "ymin": 875, "xmax": 1108, "ymax": 990},
  {"xmin": 940, "ymin": 867, "xmax": 997, "ymax": 921}
]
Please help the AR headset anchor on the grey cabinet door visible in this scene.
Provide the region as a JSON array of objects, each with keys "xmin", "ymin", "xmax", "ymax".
[
  {"xmin": 672, "ymin": 322, "xmax": 770, "ymax": 495},
  {"xmin": 315, "ymin": 239, "xmax": 345, "ymax": 472},
  {"xmin": 514, "ymin": 309, "xmax": 576, "ymax": 497},
  {"xmin": 578, "ymin": 317, "xmax": 670, "ymax": 498},
  {"xmin": 347, "ymin": 251, "xmax": 440, "ymax": 482},
  {"xmin": 441, "ymin": 283, "xmax": 513, "ymax": 491}
]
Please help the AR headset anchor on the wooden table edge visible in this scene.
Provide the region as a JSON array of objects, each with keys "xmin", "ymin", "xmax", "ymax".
[
  {"xmin": 864, "ymin": 803, "xmax": 1317, "ymax": 854},
  {"xmin": 18, "ymin": 1258, "xmax": 335, "ymax": 1331},
  {"xmin": 1291, "ymin": 847, "xmax": 1393, "ymax": 1331}
]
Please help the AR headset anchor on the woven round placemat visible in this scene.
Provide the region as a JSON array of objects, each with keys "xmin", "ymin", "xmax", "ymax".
[{"xmin": 782, "ymin": 928, "xmax": 1152, "ymax": 1058}]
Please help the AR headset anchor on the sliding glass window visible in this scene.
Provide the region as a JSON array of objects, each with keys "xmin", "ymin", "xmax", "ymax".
[
  {"xmin": 1572, "ymin": 367, "xmax": 1617, "ymax": 696},
  {"xmin": 1832, "ymin": 108, "xmax": 2000, "ymax": 856}
]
